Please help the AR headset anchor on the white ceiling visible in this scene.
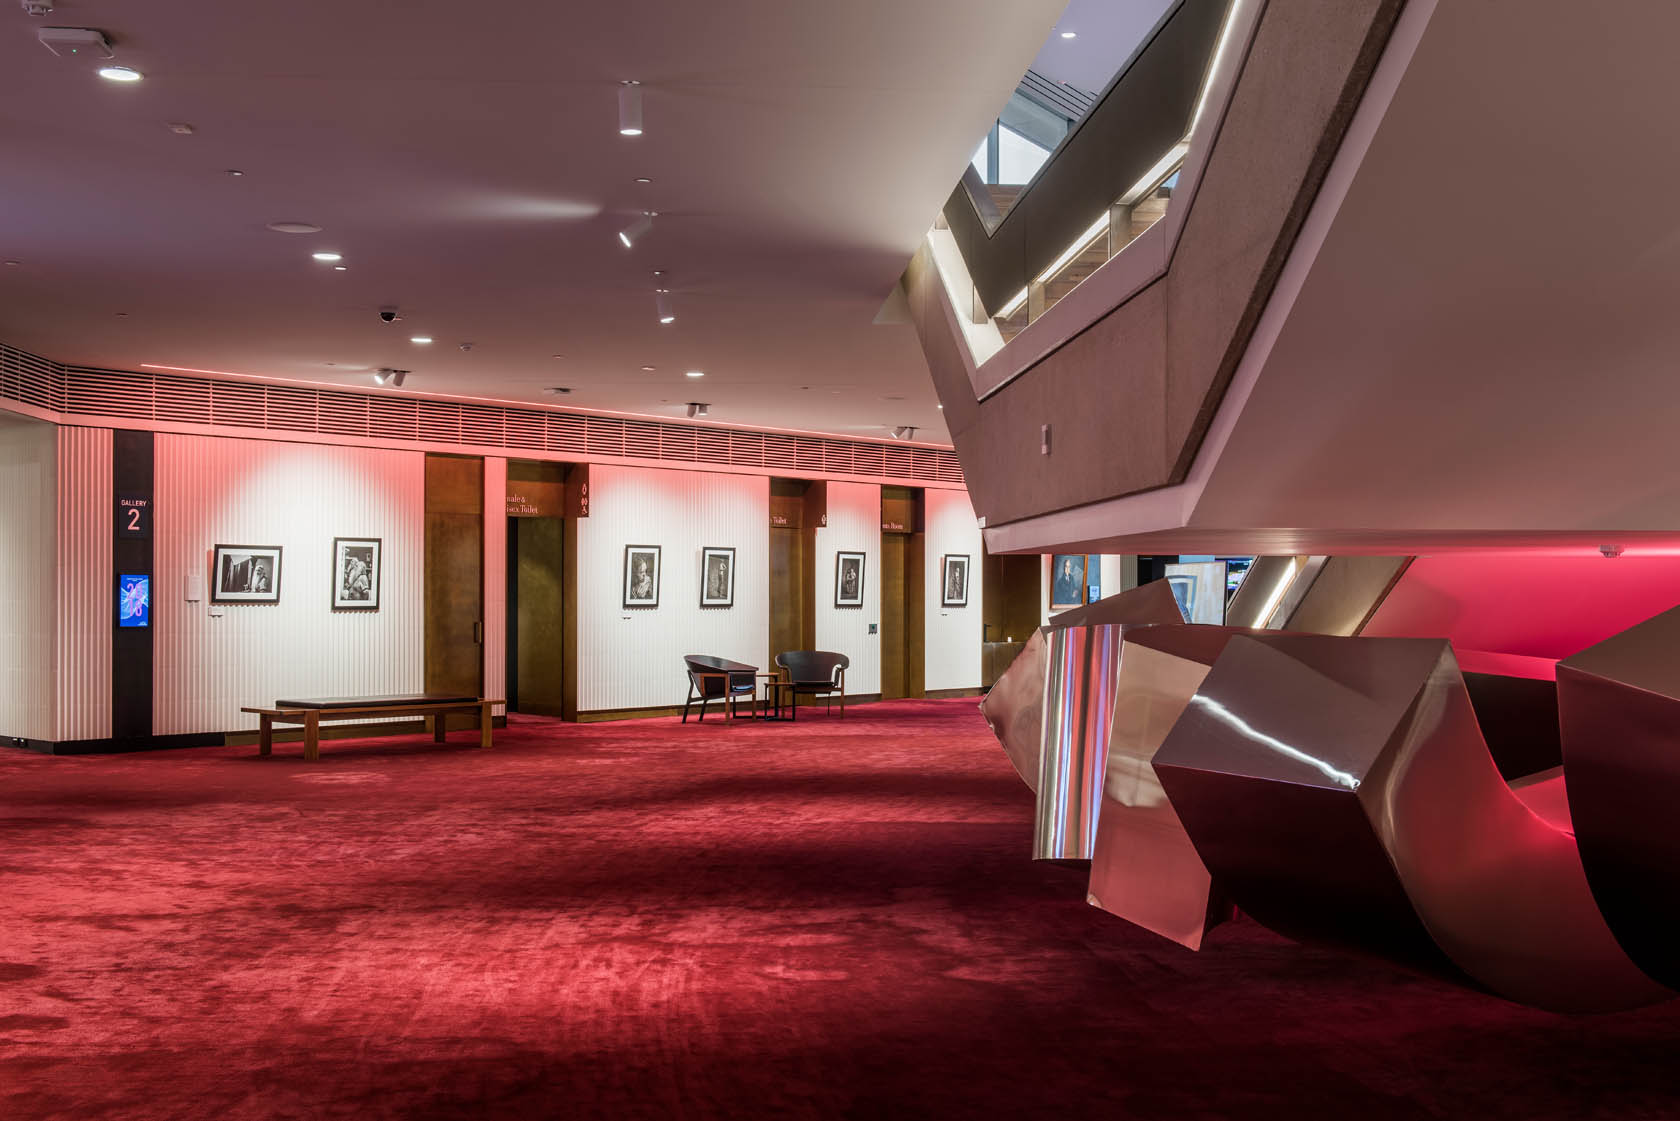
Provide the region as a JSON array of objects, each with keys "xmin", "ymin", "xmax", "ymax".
[
  {"xmin": 1028, "ymin": 0, "xmax": 1174, "ymax": 97},
  {"xmin": 0, "ymin": 0, "xmax": 1065, "ymax": 444}
]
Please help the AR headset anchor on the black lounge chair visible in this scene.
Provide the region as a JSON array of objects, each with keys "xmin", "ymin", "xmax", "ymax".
[
  {"xmin": 682, "ymin": 655, "xmax": 758, "ymax": 722},
  {"xmin": 773, "ymin": 650, "xmax": 850, "ymax": 718}
]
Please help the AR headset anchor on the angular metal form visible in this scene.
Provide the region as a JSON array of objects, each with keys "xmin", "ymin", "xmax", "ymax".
[
  {"xmin": 1034, "ymin": 623, "xmax": 1125, "ymax": 860},
  {"xmin": 1086, "ymin": 626, "xmax": 1257, "ymax": 948},
  {"xmin": 1558, "ymin": 604, "xmax": 1680, "ymax": 990},
  {"xmin": 1154, "ymin": 634, "xmax": 1669, "ymax": 1013},
  {"xmin": 979, "ymin": 580, "xmax": 1183, "ymax": 793}
]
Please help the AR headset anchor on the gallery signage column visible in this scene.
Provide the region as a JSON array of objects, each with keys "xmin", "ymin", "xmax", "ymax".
[{"xmin": 112, "ymin": 429, "xmax": 154, "ymax": 746}]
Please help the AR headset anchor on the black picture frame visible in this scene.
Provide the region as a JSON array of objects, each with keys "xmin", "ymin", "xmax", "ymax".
[
  {"xmin": 331, "ymin": 537, "xmax": 382, "ymax": 611},
  {"xmin": 941, "ymin": 553, "xmax": 970, "ymax": 607},
  {"xmin": 700, "ymin": 546, "xmax": 735, "ymax": 608},
  {"xmin": 834, "ymin": 550, "xmax": 865, "ymax": 608},
  {"xmin": 210, "ymin": 544, "xmax": 283, "ymax": 605},
  {"xmin": 623, "ymin": 544, "xmax": 661, "ymax": 609}
]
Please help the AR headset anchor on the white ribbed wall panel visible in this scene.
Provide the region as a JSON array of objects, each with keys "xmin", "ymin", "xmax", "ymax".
[
  {"xmin": 813, "ymin": 481, "xmax": 881, "ymax": 696},
  {"xmin": 0, "ymin": 417, "xmax": 57, "ymax": 740},
  {"xmin": 576, "ymin": 464, "xmax": 768, "ymax": 711},
  {"xmin": 153, "ymin": 433, "xmax": 425, "ymax": 734},
  {"xmin": 483, "ymin": 457, "xmax": 507, "ymax": 717},
  {"xmin": 55, "ymin": 426, "xmax": 112, "ymax": 740},
  {"xmin": 923, "ymin": 488, "xmax": 983, "ymax": 692}
]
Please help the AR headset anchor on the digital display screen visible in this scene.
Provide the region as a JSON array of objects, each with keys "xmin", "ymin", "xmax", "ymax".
[{"xmin": 118, "ymin": 574, "xmax": 150, "ymax": 628}]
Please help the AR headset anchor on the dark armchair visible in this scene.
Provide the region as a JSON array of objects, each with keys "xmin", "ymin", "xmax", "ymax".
[
  {"xmin": 682, "ymin": 655, "xmax": 758, "ymax": 723},
  {"xmin": 774, "ymin": 650, "xmax": 850, "ymax": 718}
]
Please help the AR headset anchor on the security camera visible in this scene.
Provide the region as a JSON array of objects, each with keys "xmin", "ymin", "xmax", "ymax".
[{"xmin": 378, "ymin": 306, "xmax": 401, "ymax": 323}]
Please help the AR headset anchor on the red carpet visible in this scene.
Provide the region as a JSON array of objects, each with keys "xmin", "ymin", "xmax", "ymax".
[{"xmin": 1, "ymin": 698, "xmax": 1678, "ymax": 1120}]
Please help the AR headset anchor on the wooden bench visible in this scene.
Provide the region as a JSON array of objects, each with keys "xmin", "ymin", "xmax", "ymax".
[{"xmin": 240, "ymin": 694, "xmax": 504, "ymax": 761}]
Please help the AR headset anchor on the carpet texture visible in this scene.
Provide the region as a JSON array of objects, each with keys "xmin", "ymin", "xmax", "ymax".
[{"xmin": 1, "ymin": 698, "xmax": 1678, "ymax": 1120}]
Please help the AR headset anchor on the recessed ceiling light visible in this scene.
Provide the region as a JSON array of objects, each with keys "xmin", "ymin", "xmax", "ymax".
[
  {"xmin": 97, "ymin": 65, "xmax": 142, "ymax": 82},
  {"xmin": 168, "ymin": 122, "xmax": 195, "ymax": 135},
  {"xmin": 550, "ymin": 354, "xmax": 565, "ymax": 359},
  {"xmin": 640, "ymin": 365, "xmax": 656, "ymax": 372},
  {"xmin": 267, "ymin": 221, "xmax": 322, "ymax": 234},
  {"xmin": 333, "ymin": 265, "xmax": 348, "ymax": 271},
  {"xmin": 311, "ymin": 251, "xmax": 343, "ymax": 262},
  {"xmin": 225, "ymin": 169, "xmax": 244, "ymax": 177},
  {"xmin": 1060, "ymin": 30, "xmax": 1077, "ymax": 39},
  {"xmin": 685, "ymin": 370, "xmax": 704, "ymax": 378},
  {"xmin": 409, "ymin": 336, "xmax": 433, "ymax": 345},
  {"xmin": 3, "ymin": 260, "xmax": 19, "ymax": 267},
  {"xmin": 937, "ymin": 403, "xmax": 944, "ymax": 409},
  {"xmin": 634, "ymin": 177, "xmax": 653, "ymax": 184}
]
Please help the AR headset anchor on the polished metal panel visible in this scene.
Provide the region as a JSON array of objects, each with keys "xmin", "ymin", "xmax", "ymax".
[
  {"xmin": 1155, "ymin": 634, "xmax": 1669, "ymax": 1013},
  {"xmin": 1558, "ymin": 604, "xmax": 1680, "ymax": 989},
  {"xmin": 1034, "ymin": 624, "xmax": 1126, "ymax": 860},
  {"xmin": 979, "ymin": 581, "xmax": 1184, "ymax": 793},
  {"xmin": 1086, "ymin": 626, "xmax": 1261, "ymax": 949}
]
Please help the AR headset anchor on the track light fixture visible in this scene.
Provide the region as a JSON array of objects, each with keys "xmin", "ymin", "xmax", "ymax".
[
  {"xmin": 653, "ymin": 270, "xmax": 674, "ymax": 324},
  {"xmin": 618, "ymin": 211, "xmax": 655, "ymax": 249},
  {"xmin": 686, "ymin": 402, "xmax": 709, "ymax": 419},
  {"xmin": 374, "ymin": 368, "xmax": 408, "ymax": 387},
  {"xmin": 618, "ymin": 80, "xmax": 643, "ymax": 136},
  {"xmin": 890, "ymin": 425, "xmax": 917, "ymax": 440}
]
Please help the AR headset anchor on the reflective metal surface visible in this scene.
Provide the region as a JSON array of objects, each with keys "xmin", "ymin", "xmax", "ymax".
[
  {"xmin": 1558, "ymin": 604, "xmax": 1680, "ymax": 989},
  {"xmin": 1085, "ymin": 626, "xmax": 1258, "ymax": 948},
  {"xmin": 1155, "ymin": 634, "xmax": 1668, "ymax": 1012},
  {"xmin": 1034, "ymin": 624, "xmax": 1125, "ymax": 860},
  {"xmin": 979, "ymin": 581, "xmax": 1183, "ymax": 794}
]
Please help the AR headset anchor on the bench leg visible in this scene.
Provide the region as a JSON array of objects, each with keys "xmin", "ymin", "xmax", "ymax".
[
  {"xmin": 433, "ymin": 714, "xmax": 447, "ymax": 743},
  {"xmin": 259, "ymin": 714, "xmax": 273, "ymax": 757},
  {"xmin": 303, "ymin": 711, "xmax": 320, "ymax": 763},
  {"xmin": 480, "ymin": 702, "xmax": 493, "ymax": 749}
]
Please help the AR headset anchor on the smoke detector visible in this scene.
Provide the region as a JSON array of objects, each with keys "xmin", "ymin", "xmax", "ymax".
[
  {"xmin": 1600, "ymin": 544, "xmax": 1625, "ymax": 559},
  {"xmin": 37, "ymin": 27, "xmax": 113, "ymax": 58}
]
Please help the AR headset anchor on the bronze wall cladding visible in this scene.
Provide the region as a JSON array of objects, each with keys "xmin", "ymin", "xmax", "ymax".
[{"xmin": 922, "ymin": 0, "xmax": 1405, "ymax": 530}]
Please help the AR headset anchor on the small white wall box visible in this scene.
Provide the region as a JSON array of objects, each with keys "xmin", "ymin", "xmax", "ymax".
[{"xmin": 37, "ymin": 27, "xmax": 113, "ymax": 58}]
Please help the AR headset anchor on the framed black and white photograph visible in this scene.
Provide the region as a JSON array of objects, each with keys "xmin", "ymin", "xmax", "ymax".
[
  {"xmin": 211, "ymin": 544, "xmax": 283, "ymax": 605},
  {"xmin": 623, "ymin": 545, "xmax": 661, "ymax": 609},
  {"xmin": 331, "ymin": 537, "xmax": 381, "ymax": 611},
  {"xmin": 700, "ymin": 546, "xmax": 735, "ymax": 608},
  {"xmin": 834, "ymin": 550, "xmax": 865, "ymax": 608},
  {"xmin": 941, "ymin": 553, "xmax": 970, "ymax": 607}
]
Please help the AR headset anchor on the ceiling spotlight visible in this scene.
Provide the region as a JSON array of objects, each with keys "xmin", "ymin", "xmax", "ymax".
[
  {"xmin": 97, "ymin": 65, "xmax": 143, "ymax": 82},
  {"xmin": 225, "ymin": 169, "xmax": 244, "ymax": 177},
  {"xmin": 459, "ymin": 342, "xmax": 475, "ymax": 352},
  {"xmin": 618, "ymin": 80, "xmax": 643, "ymax": 136},
  {"xmin": 373, "ymin": 368, "xmax": 408, "ymax": 387},
  {"xmin": 1060, "ymin": 30, "xmax": 1077, "ymax": 38},
  {"xmin": 311, "ymin": 251, "xmax": 343, "ymax": 262},
  {"xmin": 409, "ymin": 336, "xmax": 433, "ymax": 345},
  {"xmin": 685, "ymin": 369, "xmax": 704, "ymax": 379},
  {"xmin": 686, "ymin": 402, "xmax": 709, "ymax": 418},
  {"xmin": 543, "ymin": 387, "xmax": 573, "ymax": 396},
  {"xmin": 936, "ymin": 403, "xmax": 944, "ymax": 409},
  {"xmin": 618, "ymin": 212, "xmax": 655, "ymax": 249},
  {"xmin": 890, "ymin": 425, "xmax": 918, "ymax": 440},
  {"xmin": 168, "ymin": 122, "xmax": 195, "ymax": 135},
  {"xmin": 22, "ymin": 1, "xmax": 54, "ymax": 15},
  {"xmin": 653, "ymin": 272, "xmax": 674, "ymax": 324}
]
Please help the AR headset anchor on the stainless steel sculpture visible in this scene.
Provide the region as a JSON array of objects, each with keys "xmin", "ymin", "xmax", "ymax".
[
  {"xmin": 1085, "ymin": 626, "xmax": 1253, "ymax": 949},
  {"xmin": 1558, "ymin": 605, "xmax": 1680, "ymax": 990},
  {"xmin": 979, "ymin": 581, "xmax": 1183, "ymax": 794},
  {"xmin": 1153, "ymin": 634, "xmax": 1669, "ymax": 1013}
]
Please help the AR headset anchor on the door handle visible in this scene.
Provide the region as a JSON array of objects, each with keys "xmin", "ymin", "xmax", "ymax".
[{"xmin": 474, "ymin": 621, "xmax": 484, "ymax": 644}]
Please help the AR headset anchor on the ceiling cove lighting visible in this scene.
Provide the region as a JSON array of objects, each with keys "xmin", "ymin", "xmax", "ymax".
[
  {"xmin": 311, "ymin": 251, "xmax": 343, "ymax": 262},
  {"xmin": 618, "ymin": 212, "xmax": 655, "ymax": 248},
  {"xmin": 97, "ymin": 65, "xmax": 142, "ymax": 82},
  {"xmin": 618, "ymin": 80, "xmax": 643, "ymax": 136}
]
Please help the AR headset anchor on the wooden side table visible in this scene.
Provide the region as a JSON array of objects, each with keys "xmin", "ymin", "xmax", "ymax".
[{"xmin": 759, "ymin": 676, "xmax": 797, "ymax": 721}]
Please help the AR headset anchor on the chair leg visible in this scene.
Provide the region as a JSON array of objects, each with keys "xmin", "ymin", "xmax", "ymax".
[{"xmin": 683, "ymin": 687, "xmax": 694, "ymax": 724}]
